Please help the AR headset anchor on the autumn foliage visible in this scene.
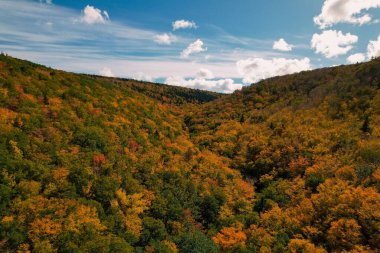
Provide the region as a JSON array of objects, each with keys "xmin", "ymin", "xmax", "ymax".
[{"xmin": 1, "ymin": 54, "xmax": 380, "ymax": 252}]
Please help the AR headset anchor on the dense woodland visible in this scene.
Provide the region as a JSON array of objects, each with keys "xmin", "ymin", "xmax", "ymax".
[{"xmin": 0, "ymin": 54, "xmax": 379, "ymax": 253}]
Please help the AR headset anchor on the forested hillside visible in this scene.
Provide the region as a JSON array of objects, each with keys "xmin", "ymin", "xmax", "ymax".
[
  {"xmin": 90, "ymin": 75, "xmax": 224, "ymax": 105},
  {"xmin": 0, "ymin": 55, "xmax": 249, "ymax": 253},
  {"xmin": 186, "ymin": 59, "xmax": 380, "ymax": 252},
  {"xmin": 0, "ymin": 54, "xmax": 379, "ymax": 253}
]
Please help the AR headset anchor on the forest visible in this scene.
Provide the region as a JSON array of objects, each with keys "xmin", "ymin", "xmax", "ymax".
[{"xmin": 0, "ymin": 54, "xmax": 379, "ymax": 253}]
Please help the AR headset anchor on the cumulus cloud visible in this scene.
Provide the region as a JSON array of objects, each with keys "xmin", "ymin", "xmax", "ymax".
[
  {"xmin": 99, "ymin": 67, "xmax": 114, "ymax": 77},
  {"xmin": 132, "ymin": 72, "xmax": 154, "ymax": 82},
  {"xmin": 196, "ymin": 68, "xmax": 214, "ymax": 79},
  {"xmin": 311, "ymin": 30, "xmax": 358, "ymax": 58},
  {"xmin": 80, "ymin": 5, "xmax": 109, "ymax": 25},
  {"xmin": 236, "ymin": 57, "xmax": 311, "ymax": 84},
  {"xmin": 368, "ymin": 35, "xmax": 380, "ymax": 59},
  {"xmin": 165, "ymin": 68, "xmax": 240, "ymax": 93},
  {"xmin": 314, "ymin": 0, "xmax": 380, "ymax": 29},
  {"xmin": 273, "ymin": 38, "xmax": 293, "ymax": 51},
  {"xmin": 172, "ymin": 20, "xmax": 197, "ymax": 30},
  {"xmin": 181, "ymin": 39, "xmax": 207, "ymax": 58},
  {"xmin": 347, "ymin": 53, "xmax": 366, "ymax": 64},
  {"xmin": 154, "ymin": 33, "xmax": 177, "ymax": 45},
  {"xmin": 165, "ymin": 76, "xmax": 242, "ymax": 93}
]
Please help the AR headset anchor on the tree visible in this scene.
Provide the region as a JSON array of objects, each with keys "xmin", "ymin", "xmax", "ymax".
[
  {"xmin": 288, "ymin": 239, "xmax": 327, "ymax": 253},
  {"xmin": 327, "ymin": 219, "xmax": 362, "ymax": 251},
  {"xmin": 140, "ymin": 217, "xmax": 167, "ymax": 245},
  {"xmin": 361, "ymin": 115, "xmax": 371, "ymax": 133},
  {"xmin": 176, "ymin": 231, "xmax": 218, "ymax": 253},
  {"xmin": 213, "ymin": 226, "xmax": 247, "ymax": 250}
]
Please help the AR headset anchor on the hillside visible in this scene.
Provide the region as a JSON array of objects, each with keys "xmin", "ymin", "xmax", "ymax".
[
  {"xmin": 0, "ymin": 54, "xmax": 380, "ymax": 253},
  {"xmin": 186, "ymin": 59, "xmax": 380, "ymax": 251},
  {"xmin": 89, "ymin": 75, "xmax": 224, "ymax": 106},
  {"xmin": 0, "ymin": 55, "xmax": 248, "ymax": 253}
]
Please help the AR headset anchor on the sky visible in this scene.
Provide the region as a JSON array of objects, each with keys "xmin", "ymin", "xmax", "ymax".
[{"xmin": 1, "ymin": 0, "xmax": 380, "ymax": 93}]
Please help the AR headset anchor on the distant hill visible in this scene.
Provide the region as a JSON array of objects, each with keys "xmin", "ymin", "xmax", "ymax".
[
  {"xmin": 91, "ymin": 75, "xmax": 224, "ymax": 105},
  {"xmin": 0, "ymin": 54, "xmax": 379, "ymax": 252}
]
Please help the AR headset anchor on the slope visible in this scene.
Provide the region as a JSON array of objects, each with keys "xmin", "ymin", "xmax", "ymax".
[
  {"xmin": 89, "ymin": 75, "xmax": 224, "ymax": 105},
  {"xmin": 0, "ymin": 54, "xmax": 380, "ymax": 252},
  {"xmin": 0, "ymin": 55, "xmax": 251, "ymax": 253},
  {"xmin": 187, "ymin": 59, "xmax": 380, "ymax": 252}
]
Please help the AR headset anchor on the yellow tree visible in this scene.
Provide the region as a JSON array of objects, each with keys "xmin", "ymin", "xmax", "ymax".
[
  {"xmin": 327, "ymin": 218, "xmax": 362, "ymax": 251},
  {"xmin": 213, "ymin": 225, "xmax": 247, "ymax": 251},
  {"xmin": 112, "ymin": 189, "xmax": 155, "ymax": 237},
  {"xmin": 288, "ymin": 239, "xmax": 327, "ymax": 253}
]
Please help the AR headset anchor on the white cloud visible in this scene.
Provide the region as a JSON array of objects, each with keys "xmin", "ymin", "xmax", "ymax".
[
  {"xmin": 99, "ymin": 67, "xmax": 114, "ymax": 77},
  {"xmin": 0, "ymin": 0, "xmax": 311, "ymax": 94},
  {"xmin": 196, "ymin": 68, "xmax": 214, "ymax": 79},
  {"xmin": 311, "ymin": 30, "xmax": 358, "ymax": 58},
  {"xmin": 368, "ymin": 35, "xmax": 380, "ymax": 59},
  {"xmin": 236, "ymin": 57, "xmax": 311, "ymax": 84},
  {"xmin": 273, "ymin": 38, "xmax": 293, "ymax": 51},
  {"xmin": 314, "ymin": 0, "xmax": 380, "ymax": 29},
  {"xmin": 181, "ymin": 39, "xmax": 207, "ymax": 58},
  {"xmin": 132, "ymin": 72, "xmax": 154, "ymax": 82},
  {"xmin": 40, "ymin": 0, "xmax": 52, "ymax": 4},
  {"xmin": 81, "ymin": 5, "xmax": 109, "ymax": 25},
  {"xmin": 165, "ymin": 76, "xmax": 242, "ymax": 93},
  {"xmin": 154, "ymin": 33, "xmax": 177, "ymax": 45},
  {"xmin": 103, "ymin": 10, "xmax": 109, "ymax": 20},
  {"xmin": 347, "ymin": 53, "xmax": 366, "ymax": 64},
  {"xmin": 172, "ymin": 20, "xmax": 197, "ymax": 30}
]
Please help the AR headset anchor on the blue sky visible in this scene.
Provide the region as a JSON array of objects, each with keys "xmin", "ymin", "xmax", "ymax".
[{"xmin": 1, "ymin": 0, "xmax": 380, "ymax": 93}]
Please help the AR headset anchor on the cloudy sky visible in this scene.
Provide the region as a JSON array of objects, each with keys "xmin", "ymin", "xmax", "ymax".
[{"xmin": 1, "ymin": 0, "xmax": 380, "ymax": 93}]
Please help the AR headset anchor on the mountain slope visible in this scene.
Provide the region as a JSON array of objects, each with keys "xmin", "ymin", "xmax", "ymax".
[
  {"xmin": 90, "ymin": 75, "xmax": 224, "ymax": 105},
  {"xmin": 0, "ymin": 55, "xmax": 250, "ymax": 253},
  {"xmin": 0, "ymin": 54, "xmax": 379, "ymax": 252},
  {"xmin": 187, "ymin": 59, "xmax": 380, "ymax": 251}
]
